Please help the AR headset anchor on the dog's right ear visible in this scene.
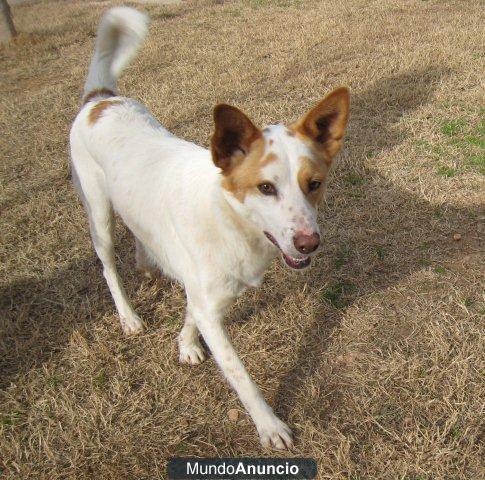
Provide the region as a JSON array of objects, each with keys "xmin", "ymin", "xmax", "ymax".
[{"xmin": 211, "ymin": 104, "xmax": 262, "ymax": 173}]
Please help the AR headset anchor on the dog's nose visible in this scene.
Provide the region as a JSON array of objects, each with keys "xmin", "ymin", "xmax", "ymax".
[{"xmin": 293, "ymin": 232, "xmax": 320, "ymax": 254}]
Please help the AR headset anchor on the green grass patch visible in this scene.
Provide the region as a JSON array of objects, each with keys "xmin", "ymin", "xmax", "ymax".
[
  {"xmin": 418, "ymin": 258, "xmax": 431, "ymax": 267},
  {"xmin": 321, "ymin": 281, "xmax": 355, "ymax": 309},
  {"xmin": 441, "ymin": 119, "xmax": 466, "ymax": 137},
  {"xmin": 449, "ymin": 136, "xmax": 485, "ymax": 150},
  {"xmin": 347, "ymin": 192, "xmax": 363, "ymax": 199},
  {"xmin": 418, "ymin": 114, "xmax": 484, "ymax": 178},
  {"xmin": 463, "ymin": 298, "xmax": 474, "ymax": 308},
  {"xmin": 434, "ymin": 266, "xmax": 447, "ymax": 274},
  {"xmin": 0, "ymin": 409, "xmax": 23, "ymax": 427},
  {"xmin": 464, "ymin": 135, "xmax": 485, "ymax": 148},
  {"xmin": 450, "ymin": 427, "xmax": 462, "ymax": 439},
  {"xmin": 164, "ymin": 315, "xmax": 180, "ymax": 327},
  {"xmin": 344, "ymin": 173, "xmax": 364, "ymax": 186},
  {"xmin": 477, "ymin": 118, "xmax": 485, "ymax": 136},
  {"xmin": 377, "ymin": 405, "xmax": 403, "ymax": 423},
  {"xmin": 173, "ymin": 441, "xmax": 192, "ymax": 455},
  {"xmin": 375, "ymin": 245, "xmax": 387, "ymax": 260},
  {"xmin": 466, "ymin": 154, "xmax": 485, "ymax": 175},
  {"xmin": 92, "ymin": 370, "xmax": 108, "ymax": 389},
  {"xmin": 436, "ymin": 165, "xmax": 456, "ymax": 178},
  {"xmin": 334, "ymin": 244, "xmax": 352, "ymax": 269}
]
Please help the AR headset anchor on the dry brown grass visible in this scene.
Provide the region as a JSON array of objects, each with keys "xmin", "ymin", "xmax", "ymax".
[{"xmin": 1, "ymin": 0, "xmax": 484, "ymax": 478}]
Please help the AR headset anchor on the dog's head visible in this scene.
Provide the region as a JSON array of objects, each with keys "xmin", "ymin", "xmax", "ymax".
[{"xmin": 211, "ymin": 87, "xmax": 350, "ymax": 270}]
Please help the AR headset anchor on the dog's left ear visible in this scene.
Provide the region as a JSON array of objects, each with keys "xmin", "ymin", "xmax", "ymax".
[
  {"xmin": 293, "ymin": 87, "xmax": 350, "ymax": 159},
  {"xmin": 211, "ymin": 104, "xmax": 262, "ymax": 173}
]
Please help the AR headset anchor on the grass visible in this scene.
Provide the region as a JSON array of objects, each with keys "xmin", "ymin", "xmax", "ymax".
[
  {"xmin": 251, "ymin": 0, "xmax": 303, "ymax": 7},
  {"xmin": 334, "ymin": 243, "xmax": 353, "ymax": 269},
  {"xmin": 92, "ymin": 370, "xmax": 109, "ymax": 389},
  {"xmin": 0, "ymin": 410, "xmax": 23, "ymax": 427},
  {"xmin": 416, "ymin": 110, "xmax": 484, "ymax": 177},
  {"xmin": 467, "ymin": 154, "xmax": 485, "ymax": 174},
  {"xmin": 375, "ymin": 245, "xmax": 387, "ymax": 260},
  {"xmin": 436, "ymin": 165, "xmax": 457, "ymax": 178},
  {"xmin": 418, "ymin": 258, "xmax": 432, "ymax": 267},
  {"xmin": 441, "ymin": 119, "xmax": 466, "ymax": 136},
  {"xmin": 321, "ymin": 281, "xmax": 355, "ymax": 309},
  {"xmin": 44, "ymin": 374, "xmax": 63, "ymax": 388},
  {"xmin": 434, "ymin": 265, "xmax": 447, "ymax": 275},
  {"xmin": 343, "ymin": 172, "xmax": 365, "ymax": 186},
  {"xmin": 0, "ymin": 0, "xmax": 484, "ymax": 479}
]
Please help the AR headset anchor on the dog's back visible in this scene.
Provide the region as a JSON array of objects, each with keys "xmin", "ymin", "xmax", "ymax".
[{"xmin": 70, "ymin": 7, "xmax": 269, "ymax": 300}]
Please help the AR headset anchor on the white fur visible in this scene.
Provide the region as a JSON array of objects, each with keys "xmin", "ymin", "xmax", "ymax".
[
  {"xmin": 70, "ymin": 7, "xmax": 326, "ymax": 450},
  {"xmin": 83, "ymin": 7, "xmax": 149, "ymax": 97}
]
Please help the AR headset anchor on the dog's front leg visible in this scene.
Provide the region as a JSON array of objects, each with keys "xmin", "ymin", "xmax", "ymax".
[{"xmin": 191, "ymin": 302, "xmax": 293, "ymax": 450}]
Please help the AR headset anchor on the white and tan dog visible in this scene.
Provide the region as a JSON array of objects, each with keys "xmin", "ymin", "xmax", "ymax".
[{"xmin": 70, "ymin": 7, "xmax": 349, "ymax": 449}]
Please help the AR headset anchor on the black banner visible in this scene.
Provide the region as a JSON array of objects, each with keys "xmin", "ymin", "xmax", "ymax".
[{"xmin": 167, "ymin": 458, "xmax": 317, "ymax": 479}]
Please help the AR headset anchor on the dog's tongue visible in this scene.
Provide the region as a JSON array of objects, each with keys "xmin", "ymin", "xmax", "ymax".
[
  {"xmin": 282, "ymin": 253, "xmax": 311, "ymax": 270},
  {"xmin": 264, "ymin": 232, "xmax": 311, "ymax": 270}
]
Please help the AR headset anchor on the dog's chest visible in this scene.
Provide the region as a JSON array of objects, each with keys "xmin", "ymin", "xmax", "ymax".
[{"xmin": 224, "ymin": 238, "xmax": 276, "ymax": 291}]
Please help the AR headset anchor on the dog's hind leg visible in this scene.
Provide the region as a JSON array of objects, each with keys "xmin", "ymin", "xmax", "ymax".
[
  {"xmin": 88, "ymin": 202, "xmax": 144, "ymax": 334},
  {"xmin": 72, "ymin": 150, "xmax": 144, "ymax": 335}
]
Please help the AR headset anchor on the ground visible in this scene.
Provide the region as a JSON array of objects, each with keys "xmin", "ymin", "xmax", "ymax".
[{"xmin": 0, "ymin": 0, "xmax": 483, "ymax": 478}]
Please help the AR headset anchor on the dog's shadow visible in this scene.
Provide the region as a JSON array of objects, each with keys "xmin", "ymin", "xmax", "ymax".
[{"xmin": 0, "ymin": 237, "xmax": 174, "ymax": 390}]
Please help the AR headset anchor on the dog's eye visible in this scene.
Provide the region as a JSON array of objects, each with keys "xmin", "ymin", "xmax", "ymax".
[
  {"xmin": 258, "ymin": 182, "xmax": 277, "ymax": 196},
  {"xmin": 308, "ymin": 180, "xmax": 321, "ymax": 192}
]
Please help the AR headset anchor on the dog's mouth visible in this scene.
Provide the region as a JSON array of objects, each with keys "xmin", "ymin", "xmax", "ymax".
[{"xmin": 264, "ymin": 232, "xmax": 311, "ymax": 270}]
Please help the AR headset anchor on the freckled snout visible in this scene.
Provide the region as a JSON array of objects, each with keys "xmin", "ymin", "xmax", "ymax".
[{"xmin": 293, "ymin": 232, "xmax": 320, "ymax": 254}]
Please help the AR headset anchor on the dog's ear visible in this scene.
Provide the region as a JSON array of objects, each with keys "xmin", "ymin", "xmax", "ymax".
[
  {"xmin": 211, "ymin": 104, "xmax": 262, "ymax": 173},
  {"xmin": 293, "ymin": 87, "xmax": 350, "ymax": 159}
]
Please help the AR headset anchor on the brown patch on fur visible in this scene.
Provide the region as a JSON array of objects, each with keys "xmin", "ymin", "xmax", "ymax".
[
  {"xmin": 288, "ymin": 127, "xmax": 334, "ymax": 166},
  {"xmin": 292, "ymin": 87, "xmax": 349, "ymax": 163},
  {"xmin": 297, "ymin": 156, "xmax": 327, "ymax": 205},
  {"xmin": 286, "ymin": 129, "xmax": 295, "ymax": 137},
  {"xmin": 211, "ymin": 104, "xmax": 262, "ymax": 172},
  {"xmin": 83, "ymin": 88, "xmax": 116, "ymax": 105},
  {"xmin": 88, "ymin": 100, "xmax": 122, "ymax": 126},
  {"xmin": 261, "ymin": 152, "xmax": 279, "ymax": 166},
  {"xmin": 222, "ymin": 140, "xmax": 278, "ymax": 201}
]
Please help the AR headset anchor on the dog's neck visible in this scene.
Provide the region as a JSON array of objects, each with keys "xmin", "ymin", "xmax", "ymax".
[
  {"xmin": 209, "ymin": 178, "xmax": 277, "ymax": 284},
  {"xmin": 216, "ymin": 183, "xmax": 266, "ymax": 247}
]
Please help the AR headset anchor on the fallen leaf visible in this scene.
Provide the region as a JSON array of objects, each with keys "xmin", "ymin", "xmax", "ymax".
[{"xmin": 227, "ymin": 409, "xmax": 239, "ymax": 422}]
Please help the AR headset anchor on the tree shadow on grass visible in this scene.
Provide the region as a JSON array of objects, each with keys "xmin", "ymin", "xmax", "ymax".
[{"xmin": 273, "ymin": 66, "xmax": 482, "ymax": 422}]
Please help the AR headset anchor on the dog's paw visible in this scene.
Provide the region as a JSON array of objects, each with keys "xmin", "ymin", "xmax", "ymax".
[
  {"xmin": 179, "ymin": 341, "xmax": 206, "ymax": 365},
  {"xmin": 257, "ymin": 415, "xmax": 293, "ymax": 450},
  {"xmin": 120, "ymin": 314, "xmax": 144, "ymax": 335},
  {"xmin": 136, "ymin": 266, "xmax": 160, "ymax": 280}
]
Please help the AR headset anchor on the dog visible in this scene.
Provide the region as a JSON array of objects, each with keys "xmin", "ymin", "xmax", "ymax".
[{"xmin": 70, "ymin": 7, "xmax": 349, "ymax": 450}]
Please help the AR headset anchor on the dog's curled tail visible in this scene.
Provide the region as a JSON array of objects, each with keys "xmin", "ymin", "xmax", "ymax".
[{"xmin": 83, "ymin": 7, "xmax": 149, "ymax": 103}]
